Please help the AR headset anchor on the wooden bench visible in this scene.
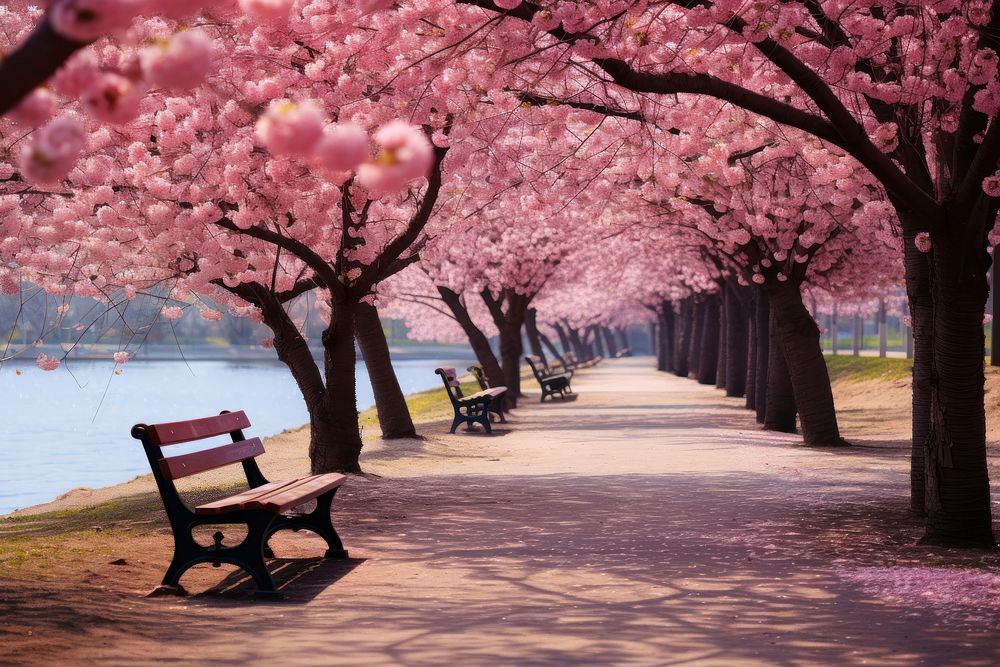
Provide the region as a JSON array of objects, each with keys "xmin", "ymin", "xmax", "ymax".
[
  {"xmin": 467, "ymin": 364, "xmax": 509, "ymax": 423},
  {"xmin": 436, "ymin": 367, "xmax": 496, "ymax": 433},
  {"xmin": 525, "ymin": 355, "xmax": 573, "ymax": 402},
  {"xmin": 132, "ymin": 410, "xmax": 348, "ymax": 600}
]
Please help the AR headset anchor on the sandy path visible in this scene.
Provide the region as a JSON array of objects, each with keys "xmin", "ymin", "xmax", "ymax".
[{"xmin": 4, "ymin": 358, "xmax": 1000, "ymax": 666}]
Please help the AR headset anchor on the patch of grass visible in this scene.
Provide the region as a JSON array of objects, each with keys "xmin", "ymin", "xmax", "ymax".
[
  {"xmin": 359, "ymin": 377, "xmax": 484, "ymax": 431},
  {"xmin": 824, "ymin": 356, "xmax": 912, "ymax": 382}
]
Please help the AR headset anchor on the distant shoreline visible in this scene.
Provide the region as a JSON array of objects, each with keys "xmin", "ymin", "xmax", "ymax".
[{"xmin": 2, "ymin": 342, "xmax": 476, "ymax": 365}]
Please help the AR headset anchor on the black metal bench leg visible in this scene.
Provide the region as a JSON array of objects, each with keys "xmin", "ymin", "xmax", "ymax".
[
  {"xmin": 450, "ymin": 414, "xmax": 463, "ymax": 433},
  {"xmin": 237, "ymin": 514, "xmax": 282, "ymax": 600},
  {"xmin": 267, "ymin": 490, "xmax": 349, "ymax": 560}
]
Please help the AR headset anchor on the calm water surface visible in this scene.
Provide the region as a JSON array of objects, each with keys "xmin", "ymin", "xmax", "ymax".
[{"xmin": 0, "ymin": 357, "xmax": 468, "ymax": 514}]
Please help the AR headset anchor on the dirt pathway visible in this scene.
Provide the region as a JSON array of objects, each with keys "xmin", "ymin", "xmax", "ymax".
[{"xmin": 3, "ymin": 359, "xmax": 1000, "ymax": 666}]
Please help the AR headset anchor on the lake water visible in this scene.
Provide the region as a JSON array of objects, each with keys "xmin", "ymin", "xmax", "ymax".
[{"xmin": 0, "ymin": 355, "xmax": 471, "ymax": 514}]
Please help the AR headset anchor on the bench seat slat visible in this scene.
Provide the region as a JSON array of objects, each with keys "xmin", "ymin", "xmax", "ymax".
[
  {"xmin": 195, "ymin": 473, "xmax": 347, "ymax": 516},
  {"xmin": 159, "ymin": 438, "xmax": 264, "ymax": 480},
  {"xmin": 467, "ymin": 388, "xmax": 506, "ymax": 400},
  {"xmin": 147, "ymin": 411, "xmax": 252, "ymax": 446}
]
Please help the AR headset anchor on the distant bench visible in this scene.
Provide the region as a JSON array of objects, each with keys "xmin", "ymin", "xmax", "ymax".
[
  {"xmin": 525, "ymin": 355, "xmax": 573, "ymax": 402},
  {"xmin": 468, "ymin": 364, "xmax": 509, "ymax": 422},
  {"xmin": 436, "ymin": 367, "xmax": 504, "ymax": 433},
  {"xmin": 132, "ymin": 410, "xmax": 348, "ymax": 600}
]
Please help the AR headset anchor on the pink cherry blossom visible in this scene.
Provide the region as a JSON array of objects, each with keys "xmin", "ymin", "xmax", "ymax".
[
  {"xmin": 238, "ymin": 0, "xmax": 293, "ymax": 21},
  {"xmin": 356, "ymin": 121, "xmax": 434, "ymax": 192},
  {"xmin": 358, "ymin": 0, "xmax": 395, "ymax": 14},
  {"xmin": 915, "ymin": 232, "xmax": 932, "ymax": 253},
  {"xmin": 983, "ymin": 173, "xmax": 1000, "ymax": 197},
  {"xmin": 19, "ymin": 115, "xmax": 87, "ymax": 184},
  {"xmin": 113, "ymin": 351, "xmax": 130, "ymax": 364},
  {"xmin": 81, "ymin": 73, "xmax": 143, "ymax": 124},
  {"xmin": 35, "ymin": 353, "xmax": 61, "ymax": 371},
  {"xmin": 141, "ymin": 30, "xmax": 215, "ymax": 91},
  {"xmin": 10, "ymin": 89, "xmax": 56, "ymax": 126},
  {"xmin": 315, "ymin": 123, "xmax": 369, "ymax": 173},
  {"xmin": 255, "ymin": 99, "xmax": 325, "ymax": 158},
  {"xmin": 48, "ymin": 0, "xmax": 138, "ymax": 43},
  {"xmin": 199, "ymin": 308, "xmax": 223, "ymax": 321}
]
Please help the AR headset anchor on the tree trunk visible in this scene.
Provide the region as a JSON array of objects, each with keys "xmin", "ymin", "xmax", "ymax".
[
  {"xmin": 498, "ymin": 319, "xmax": 526, "ymax": 401},
  {"xmin": 765, "ymin": 280, "xmax": 843, "ymax": 446},
  {"xmin": 904, "ymin": 236, "xmax": 933, "ymax": 516},
  {"xmin": 602, "ymin": 326, "xmax": 618, "ymax": 357},
  {"xmin": 354, "ymin": 301, "xmax": 416, "ymax": 439},
  {"xmin": 992, "ymin": 244, "xmax": 999, "ymax": 367},
  {"xmin": 539, "ymin": 330, "xmax": 565, "ymax": 366},
  {"xmin": 725, "ymin": 281, "xmax": 749, "ymax": 398},
  {"xmin": 754, "ymin": 289, "xmax": 770, "ymax": 424},
  {"xmin": 764, "ymin": 308, "xmax": 797, "ymax": 434},
  {"xmin": 716, "ymin": 287, "xmax": 728, "ymax": 389},
  {"xmin": 524, "ymin": 308, "xmax": 547, "ymax": 363},
  {"xmin": 745, "ymin": 290, "xmax": 757, "ymax": 411},
  {"xmin": 553, "ymin": 321, "xmax": 572, "ymax": 356},
  {"xmin": 688, "ymin": 298, "xmax": 705, "ymax": 379},
  {"xmin": 568, "ymin": 325, "xmax": 587, "ymax": 360},
  {"xmin": 590, "ymin": 325, "xmax": 606, "ymax": 358},
  {"xmin": 438, "ymin": 286, "xmax": 505, "ymax": 390},
  {"xmin": 618, "ymin": 327, "xmax": 630, "ymax": 352},
  {"xmin": 659, "ymin": 303, "xmax": 675, "ymax": 373},
  {"xmin": 314, "ymin": 301, "xmax": 363, "ymax": 473},
  {"xmin": 674, "ymin": 298, "xmax": 693, "ymax": 377},
  {"xmin": 922, "ymin": 226, "xmax": 993, "ymax": 546},
  {"xmin": 698, "ymin": 294, "xmax": 720, "ymax": 385}
]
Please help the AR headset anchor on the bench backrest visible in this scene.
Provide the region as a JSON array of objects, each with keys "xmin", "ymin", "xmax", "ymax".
[
  {"xmin": 524, "ymin": 356, "xmax": 546, "ymax": 381},
  {"xmin": 132, "ymin": 411, "xmax": 270, "ymax": 521},
  {"xmin": 467, "ymin": 365, "xmax": 488, "ymax": 391},
  {"xmin": 435, "ymin": 367, "xmax": 466, "ymax": 404}
]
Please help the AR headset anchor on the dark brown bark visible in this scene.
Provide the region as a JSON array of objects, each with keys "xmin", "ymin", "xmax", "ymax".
[
  {"xmin": 716, "ymin": 287, "xmax": 728, "ymax": 389},
  {"xmin": 0, "ymin": 18, "xmax": 88, "ymax": 116},
  {"xmin": 539, "ymin": 330, "xmax": 566, "ymax": 366},
  {"xmin": 725, "ymin": 281, "xmax": 749, "ymax": 398},
  {"xmin": 658, "ymin": 302, "xmax": 675, "ymax": 373},
  {"xmin": 602, "ymin": 326, "xmax": 619, "ymax": 357},
  {"xmin": 355, "ymin": 302, "xmax": 416, "ymax": 439},
  {"xmin": 313, "ymin": 301, "xmax": 364, "ymax": 473},
  {"xmin": 745, "ymin": 291, "xmax": 757, "ymax": 411},
  {"xmin": 766, "ymin": 280, "xmax": 844, "ymax": 446},
  {"xmin": 698, "ymin": 294, "xmax": 721, "ymax": 385},
  {"xmin": 764, "ymin": 309, "xmax": 797, "ymax": 434},
  {"xmin": 754, "ymin": 289, "xmax": 770, "ymax": 424},
  {"xmin": 553, "ymin": 321, "xmax": 573, "ymax": 356},
  {"xmin": 904, "ymin": 235, "xmax": 933, "ymax": 515},
  {"xmin": 674, "ymin": 298, "xmax": 693, "ymax": 377},
  {"xmin": 438, "ymin": 286, "xmax": 506, "ymax": 390},
  {"xmin": 567, "ymin": 325, "xmax": 587, "ymax": 360},
  {"xmin": 688, "ymin": 298, "xmax": 705, "ymax": 379},
  {"xmin": 591, "ymin": 325, "xmax": 607, "ymax": 358},
  {"xmin": 993, "ymin": 245, "xmax": 999, "ymax": 367},
  {"xmin": 524, "ymin": 308, "xmax": 547, "ymax": 363},
  {"xmin": 482, "ymin": 290, "xmax": 530, "ymax": 402},
  {"xmin": 922, "ymin": 224, "xmax": 994, "ymax": 546}
]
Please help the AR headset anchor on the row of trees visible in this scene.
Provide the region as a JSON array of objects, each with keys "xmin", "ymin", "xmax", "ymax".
[{"xmin": 3, "ymin": 0, "xmax": 1000, "ymax": 546}]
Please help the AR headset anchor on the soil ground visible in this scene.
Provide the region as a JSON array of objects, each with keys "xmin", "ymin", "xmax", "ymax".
[{"xmin": 3, "ymin": 357, "xmax": 1000, "ymax": 666}]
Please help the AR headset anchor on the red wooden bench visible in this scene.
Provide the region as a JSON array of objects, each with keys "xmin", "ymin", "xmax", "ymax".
[{"xmin": 132, "ymin": 410, "xmax": 348, "ymax": 600}]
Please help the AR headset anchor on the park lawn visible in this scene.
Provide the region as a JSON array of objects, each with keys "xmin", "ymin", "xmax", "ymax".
[{"xmin": 824, "ymin": 355, "xmax": 912, "ymax": 383}]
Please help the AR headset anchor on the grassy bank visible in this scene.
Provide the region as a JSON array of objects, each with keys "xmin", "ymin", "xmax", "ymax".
[{"xmin": 824, "ymin": 356, "xmax": 912, "ymax": 383}]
